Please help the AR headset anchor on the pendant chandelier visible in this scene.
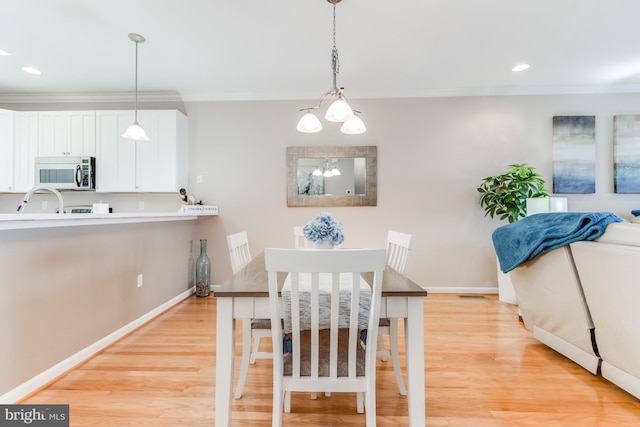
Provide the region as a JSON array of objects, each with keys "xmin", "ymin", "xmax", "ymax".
[
  {"xmin": 122, "ymin": 33, "xmax": 149, "ymax": 141},
  {"xmin": 296, "ymin": 0, "xmax": 366, "ymax": 135}
]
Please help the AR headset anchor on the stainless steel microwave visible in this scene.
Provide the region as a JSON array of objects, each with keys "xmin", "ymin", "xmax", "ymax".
[{"xmin": 35, "ymin": 156, "xmax": 95, "ymax": 190}]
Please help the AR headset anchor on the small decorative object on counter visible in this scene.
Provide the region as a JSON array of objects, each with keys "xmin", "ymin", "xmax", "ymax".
[
  {"xmin": 179, "ymin": 188, "xmax": 197, "ymax": 205},
  {"xmin": 303, "ymin": 212, "xmax": 345, "ymax": 249},
  {"xmin": 195, "ymin": 239, "xmax": 211, "ymax": 297}
]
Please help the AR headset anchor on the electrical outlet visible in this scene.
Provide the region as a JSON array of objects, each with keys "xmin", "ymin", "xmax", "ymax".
[
  {"xmin": 196, "ymin": 174, "xmax": 203, "ymax": 184},
  {"xmin": 139, "ymin": 201, "xmax": 145, "ymax": 210},
  {"xmin": 137, "ymin": 274, "xmax": 143, "ymax": 287},
  {"xmin": 41, "ymin": 201, "xmax": 47, "ymax": 209}
]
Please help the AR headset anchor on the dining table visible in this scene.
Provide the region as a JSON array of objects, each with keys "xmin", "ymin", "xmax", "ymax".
[{"xmin": 213, "ymin": 251, "xmax": 428, "ymax": 426}]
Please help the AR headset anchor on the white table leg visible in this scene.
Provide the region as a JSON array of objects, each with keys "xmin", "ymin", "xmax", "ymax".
[
  {"xmin": 405, "ymin": 296, "xmax": 425, "ymax": 426},
  {"xmin": 215, "ymin": 297, "xmax": 235, "ymax": 426}
]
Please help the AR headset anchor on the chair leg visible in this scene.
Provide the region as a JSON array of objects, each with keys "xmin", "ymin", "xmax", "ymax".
[
  {"xmin": 273, "ymin": 389, "xmax": 284, "ymax": 427},
  {"xmin": 234, "ymin": 319, "xmax": 252, "ymax": 399},
  {"xmin": 389, "ymin": 318, "xmax": 407, "ymax": 395},
  {"xmin": 284, "ymin": 391, "xmax": 291, "ymax": 413},
  {"xmin": 377, "ymin": 334, "xmax": 387, "ymax": 362},
  {"xmin": 250, "ymin": 335, "xmax": 261, "ymax": 364},
  {"xmin": 365, "ymin": 390, "xmax": 377, "ymax": 427},
  {"xmin": 356, "ymin": 392, "xmax": 364, "ymax": 413}
]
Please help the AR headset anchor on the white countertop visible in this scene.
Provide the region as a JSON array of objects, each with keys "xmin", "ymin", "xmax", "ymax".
[{"xmin": 0, "ymin": 211, "xmax": 214, "ymax": 230}]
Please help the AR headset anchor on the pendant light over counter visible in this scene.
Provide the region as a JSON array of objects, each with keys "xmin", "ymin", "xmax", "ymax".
[
  {"xmin": 296, "ymin": 0, "xmax": 366, "ymax": 135},
  {"xmin": 122, "ymin": 33, "xmax": 149, "ymax": 141}
]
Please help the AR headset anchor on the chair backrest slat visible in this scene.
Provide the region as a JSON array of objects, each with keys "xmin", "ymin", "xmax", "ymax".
[
  {"xmin": 293, "ymin": 226, "xmax": 312, "ymax": 249},
  {"xmin": 227, "ymin": 231, "xmax": 252, "ymax": 274},
  {"xmin": 348, "ymin": 271, "xmax": 360, "ymax": 378},
  {"xmin": 310, "ymin": 272, "xmax": 319, "ymax": 378},
  {"xmin": 386, "ymin": 230, "xmax": 412, "ymax": 275}
]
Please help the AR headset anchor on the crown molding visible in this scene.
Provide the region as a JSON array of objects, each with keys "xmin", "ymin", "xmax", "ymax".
[
  {"xmin": 0, "ymin": 91, "xmax": 184, "ymax": 104},
  {"xmin": 2, "ymin": 84, "xmax": 640, "ymax": 104}
]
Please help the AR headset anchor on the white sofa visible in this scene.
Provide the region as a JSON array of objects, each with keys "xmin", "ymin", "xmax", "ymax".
[
  {"xmin": 509, "ymin": 221, "xmax": 640, "ymax": 399},
  {"xmin": 570, "ymin": 222, "xmax": 640, "ymax": 399},
  {"xmin": 509, "ymin": 246, "xmax": 600, "ymax": 374}
]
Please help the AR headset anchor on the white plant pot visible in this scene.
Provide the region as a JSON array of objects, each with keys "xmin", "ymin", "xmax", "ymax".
[
  {"xmin": 497, "ymin": 258, "xmax": 517, "ymax": 304},
  {"xmin": 314, "ymin": 240, "xmax": 335, "ymax": 249}
]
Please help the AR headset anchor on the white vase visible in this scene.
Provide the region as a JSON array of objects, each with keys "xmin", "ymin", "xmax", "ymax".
[{"xmin": 314, "ymin": 240, "xmax": 335, "ymax": 249}]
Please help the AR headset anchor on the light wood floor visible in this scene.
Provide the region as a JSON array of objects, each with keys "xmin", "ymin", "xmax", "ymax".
[{"xmin": 20, "ymin": 293, "xmax": 640, "ymax": 426}]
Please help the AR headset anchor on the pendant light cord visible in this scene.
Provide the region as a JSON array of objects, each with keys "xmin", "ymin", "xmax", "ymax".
[
  {"xmin": 134, "ymin": 39, "xmax": 139, "ymax": 123},
  {"xmin": 331, "ymin": 3, "xmax": 339, "ymax": 93}
]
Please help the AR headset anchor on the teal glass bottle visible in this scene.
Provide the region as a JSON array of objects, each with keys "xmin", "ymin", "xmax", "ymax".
[{"xmin": 195, "ymin": 239, "xmax": 211, "ymax": 297}]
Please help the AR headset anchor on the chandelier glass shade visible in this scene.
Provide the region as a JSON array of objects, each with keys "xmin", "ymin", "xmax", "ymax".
[
  {"xmin": 296, "ymin": 111, "xmax": 323, "ymax": 133},
  {"xmin": 325, "ymin": 98, "xmax": 354, "ymax": 122},
  {"xmin": 340, "ymin": 114, "xmax": 366, "ymax": 134}
]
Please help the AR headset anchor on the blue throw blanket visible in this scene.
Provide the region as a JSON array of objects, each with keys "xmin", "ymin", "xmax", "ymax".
[{"xmin": 493, "ymin": 212, "xmax": 623, "ymax": 273}]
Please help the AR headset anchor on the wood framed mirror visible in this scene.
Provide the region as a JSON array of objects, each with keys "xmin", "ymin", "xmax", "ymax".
[{"xmin": 287, "ymin": 146, "xmax": 377, "ymax": 207}]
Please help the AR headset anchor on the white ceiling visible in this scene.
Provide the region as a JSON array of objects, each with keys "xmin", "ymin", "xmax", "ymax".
[{"xmin": 2, "ymin": 0, "xmax": 640, "ymax": 103}]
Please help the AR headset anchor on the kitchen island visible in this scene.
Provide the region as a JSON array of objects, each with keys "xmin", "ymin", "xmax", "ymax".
[{"xmin": 0, "ymin": 210, "xmax": 215, "ymax": 403}]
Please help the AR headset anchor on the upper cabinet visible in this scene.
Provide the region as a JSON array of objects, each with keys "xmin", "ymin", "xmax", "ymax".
[
  {"xmin": 0, "ymin": 109, "xmax": 15, "ymax": 192},
  {"xmin": 0, "ymin": 111, "xmax": 39, "ymax": 193},
  {"xmin": 95, "ymin": 110, "xmax": 188, "ymax": 193},
  {"xmin": 38, "ymin": 111, "xmax": 96, "ymax": 157},
  {"xmin": 2, "ymin": 108, "xmax": 187, "ymax": 194},
  {"xmin": 13, "ymin": 112, "xmax": 39, "ymax": 192}
]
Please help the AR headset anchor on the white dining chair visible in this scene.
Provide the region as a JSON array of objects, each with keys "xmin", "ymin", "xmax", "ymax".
[
  {"xmin": 378, "ymin": 230, "xmax": 412, "ymax": 396},
  {"xmin": 293, "ymin": 226, "xmax": 312, "ymax": 249},
  {"xmin": 265, "ymin": 248, "xmax": 386, "ymax": 427},
  {"xmin": 227, "ymin": 231, "xmax": 272, "ymax": 399}
]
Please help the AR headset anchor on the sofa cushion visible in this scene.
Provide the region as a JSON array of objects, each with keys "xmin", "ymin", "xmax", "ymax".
[{"xmin": 595, "ymin": 222, "xmax": 640, "ymax": 246}]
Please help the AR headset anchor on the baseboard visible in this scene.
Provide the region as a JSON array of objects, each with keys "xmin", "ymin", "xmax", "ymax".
[
  {"xmin": 424, "ymin": 286, "xmax": 498, "ymax": 294},
  {"xmin": 0, "ymin": 287, "xmax": 195, "ymax": 404}
]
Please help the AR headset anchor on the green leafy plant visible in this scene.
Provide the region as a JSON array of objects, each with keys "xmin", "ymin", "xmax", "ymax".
[{"xmin": 477, "ymin": 163, "xmax": 549, "ymax": 223}]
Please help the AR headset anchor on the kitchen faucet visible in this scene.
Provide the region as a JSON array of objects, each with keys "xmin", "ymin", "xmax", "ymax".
[{"xmin": 17, "ymin": 185, "xmax": 64, "ymax": 214}]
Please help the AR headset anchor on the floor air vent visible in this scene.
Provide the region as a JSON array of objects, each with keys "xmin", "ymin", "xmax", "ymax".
[{"xmin": 457, "ymin": 295, "xmax": 487, "ymax": 299}]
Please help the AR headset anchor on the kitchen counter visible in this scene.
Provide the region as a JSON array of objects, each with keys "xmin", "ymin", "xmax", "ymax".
[{"xmin": 0, "ymin": 212, "xmax": 214, "ymax": 231}]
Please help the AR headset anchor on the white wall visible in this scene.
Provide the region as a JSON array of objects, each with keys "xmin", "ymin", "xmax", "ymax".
[
  {"xmin": 3, "ymin": 93, "xmax": 640, "ymax": 291},
  {"xmin": 184, "ymin": 94, "xmax": 640, "ymax": 290}
]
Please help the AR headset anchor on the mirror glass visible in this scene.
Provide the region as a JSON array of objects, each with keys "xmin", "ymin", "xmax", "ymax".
[{"xmin": 287, "ymin": 146, "xmax": 377, "ymax": 207}]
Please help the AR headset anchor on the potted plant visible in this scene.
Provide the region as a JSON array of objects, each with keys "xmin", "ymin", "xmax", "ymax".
[
  {"xmin": 477, "ymin": 163, "xmax": 549, "ymax": 224},
  {"xmin": 477, "ymin": 163, "xmax": 549, "ymax": 304}
]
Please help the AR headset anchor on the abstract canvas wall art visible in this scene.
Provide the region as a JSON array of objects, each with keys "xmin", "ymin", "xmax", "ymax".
[
  {"xmin": 552, "ymin": 115, "xmax": 596, "ymax": 194},
  {"xmin": 613, "ymin": 115, "xmax": 640, "ymax": 193}
]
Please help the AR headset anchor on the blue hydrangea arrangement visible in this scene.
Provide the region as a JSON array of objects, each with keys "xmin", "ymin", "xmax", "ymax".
[{"xmin": 303, "ymin": 212, "xmax": 345, "ymax": 245}]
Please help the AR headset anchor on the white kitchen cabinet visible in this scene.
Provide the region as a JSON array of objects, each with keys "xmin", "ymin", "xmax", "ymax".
[
  {"xmin": 38, "ymin": 111, "xmax": 96, "ymax": 156},
  {"xmin": 95, "ymin": 111, "xmax": 136, "ymax": 192},
  {"xmin": 95, "ymin": 110, "xmax": 188, "ymax": 193},
  {"xmin": 0, "ymin": 109, "xmax": 15, "ymax": 192},
  {"xmin": 13, "ymin": 112, "xmax": 39, "ymax": 192}
]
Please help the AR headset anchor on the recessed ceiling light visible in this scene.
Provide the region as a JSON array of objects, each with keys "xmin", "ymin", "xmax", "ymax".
[
  {"xmin": 0, "ymin": 49, "xmax": 10, "ymax": 56},
  {"xmin": 512, "ymin": 63, "xmax": 530, "ymax": 72},
  {"xmin": 22, "ymin": 66, "xmax": 42, "ymax": 75}
]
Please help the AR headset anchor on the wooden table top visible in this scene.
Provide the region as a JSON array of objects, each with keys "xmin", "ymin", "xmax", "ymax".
[{"xmin": 214, "ymin": 251, "xmax": 428, "ymax": 298}]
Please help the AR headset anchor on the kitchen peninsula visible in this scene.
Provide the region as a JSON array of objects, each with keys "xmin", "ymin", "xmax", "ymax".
[
  {"xmin": 0, "ymin": 210, "xmax": 216, "ymax": 403},
  {"xmin": 0, "ymin": 211, "xmax": 199, "ymax": 230}
]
